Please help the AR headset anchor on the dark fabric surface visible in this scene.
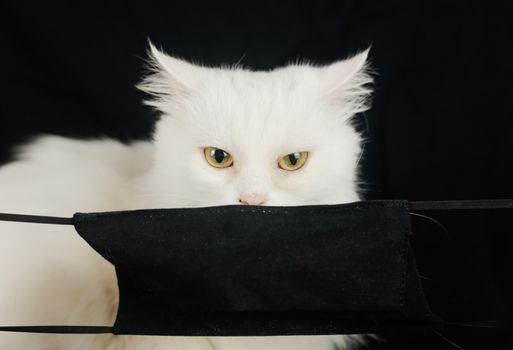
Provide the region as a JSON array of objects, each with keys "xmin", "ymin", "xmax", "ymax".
[{"xmin": 73, "ymin": 200, "xmax": 439, "ymax": 336}]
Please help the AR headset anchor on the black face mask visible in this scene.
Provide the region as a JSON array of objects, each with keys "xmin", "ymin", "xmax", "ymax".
[{"xmin": 1, "ymin": 199, "xmax": 510, "ymax": 336}]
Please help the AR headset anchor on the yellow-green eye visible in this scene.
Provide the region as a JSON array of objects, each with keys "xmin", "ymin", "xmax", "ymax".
[
  {"xmin": 204, "ymin": 147, "xmax": 233, "ymax": 168},
  {"xmin": 278, "ymin": 152, "xmax": 308, "ymax": 171}
]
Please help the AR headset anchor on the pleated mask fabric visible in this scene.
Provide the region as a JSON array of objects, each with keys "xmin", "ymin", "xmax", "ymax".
[{"xmin": 70, "ymin": 200, "xmax": 439, "ymax": 336}]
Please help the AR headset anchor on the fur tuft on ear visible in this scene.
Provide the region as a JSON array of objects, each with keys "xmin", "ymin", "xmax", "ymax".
[
  {"xmin": 137, "ymin": 41, "xmax": 203, "ymax": 110},
  {"xmin": 319, "ymin": 48, "xmax": 373, "ymax": 118}
]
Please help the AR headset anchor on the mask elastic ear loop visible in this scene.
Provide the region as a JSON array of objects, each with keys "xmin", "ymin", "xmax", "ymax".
[
  {"xmin": 0, "ymin": 212, "xmax": 72, "ymax": 225},
  {"xmin": 409, "ymin": 199, "xmax": 513, "ymax": 211},
  {"xmin": 444, "ymin": 320, "xmax": 512, "ymax": 329},
  {"xmin": 0, "ymin": 213, "xmax": 101, "ymax": 333},
  {"xmin": 0, "ymin": 325, "xmax": 112, "ymax": 334}
]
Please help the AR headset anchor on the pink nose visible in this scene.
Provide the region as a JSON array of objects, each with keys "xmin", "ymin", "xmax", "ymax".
[{"xmin": 239, "ymin": 193, "xmax": 268, "ymax": 206}]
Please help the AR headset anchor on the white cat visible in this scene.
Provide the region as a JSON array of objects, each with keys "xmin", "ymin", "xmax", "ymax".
[{"xmin": 0, "ymin": 44, "xmax": 372, "ymax": 350}]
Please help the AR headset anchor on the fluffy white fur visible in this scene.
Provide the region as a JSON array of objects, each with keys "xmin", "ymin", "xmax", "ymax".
[{"xmin": 0, "ymin": 44, "xmax": 372, "ymax": 350}]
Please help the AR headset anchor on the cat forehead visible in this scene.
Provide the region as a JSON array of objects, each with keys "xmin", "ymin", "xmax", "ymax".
[
  {"xmin": 187, "ymin": 67, "xmax": 334, "ymax": 124},
  {"xmin": 197, "ymin": 67, "xmax": 318, "ymax": 106},
  {"xmin": 180, "ymin": 68, "xmax": 338, "ymax": 148}
]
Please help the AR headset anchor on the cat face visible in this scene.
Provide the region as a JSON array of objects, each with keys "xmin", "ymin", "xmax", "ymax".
[{"xmin": 137, "ymin": 44, "xmax": 372, "ymax": 208}]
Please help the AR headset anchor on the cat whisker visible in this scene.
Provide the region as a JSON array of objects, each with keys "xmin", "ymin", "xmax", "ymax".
[
  {"xmin": 356, "ymin": 144, "xmax": 365, "ymax": 168},
  {"xmin": 434, "ymin": 330, "xmax": 466, "ymax": 350},
  {"xmin": 206, "ymin": 337, "xmax": 218, "ymax": 350},
  {"xmin": 409, "ymin": 212, "xmax": 450, "ymax": 238},
  {"xmin": 418, "ymin": 274, "xmax": 433, "ymax": 281},
  {"xmin": 235, "ymin": 52, "xmax": 247, "ymax": 67}
]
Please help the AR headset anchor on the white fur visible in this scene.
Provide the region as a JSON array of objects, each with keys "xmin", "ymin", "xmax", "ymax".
[{"xmin": 0, "ymin": 45, "xmax": 372, "ymax": 349}]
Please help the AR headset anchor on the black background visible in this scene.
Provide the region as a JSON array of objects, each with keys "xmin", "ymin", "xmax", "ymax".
[{"xmin": 1, "ymin": 1, "xmax": 512, "ymax": 349}]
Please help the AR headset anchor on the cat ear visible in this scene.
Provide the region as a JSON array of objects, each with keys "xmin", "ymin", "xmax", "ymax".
[
  {"xmin": 137, "ymin": 42, "xmax": 203, "ymax": 108},
  {"xmin": 321, "ymin": 49, "xmax": 371, "ymax": 94},
  {"xmin": 319, "ymin": 48, "xmax": 373, "ymax": 115}
]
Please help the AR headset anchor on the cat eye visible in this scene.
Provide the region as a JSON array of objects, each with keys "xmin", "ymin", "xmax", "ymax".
[
  {"xmin": 204, "ymin": 147, "xmax": 234, "ymax": 168},
  {"xmin": 278, "ymin": 152, "xmax": 308, "ymax": 171}
]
